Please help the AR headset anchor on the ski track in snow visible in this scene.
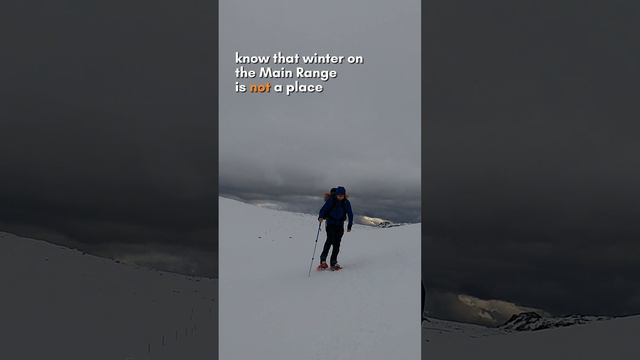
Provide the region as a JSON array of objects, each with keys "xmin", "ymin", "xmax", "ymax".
[
  {"xmin": 0, "ymin": 231, "xmax": 216, "ymax": 360},
  {"xmin": 219, "ymin": 197, "xmax": 421, "ymax": 360}
]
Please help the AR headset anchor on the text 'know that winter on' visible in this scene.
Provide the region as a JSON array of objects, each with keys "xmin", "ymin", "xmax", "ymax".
[{"xmin": 234, "ymin": 51, "xmax": 365, "ymax": 96}]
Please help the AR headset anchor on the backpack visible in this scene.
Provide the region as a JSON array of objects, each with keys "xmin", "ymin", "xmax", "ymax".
[
  {"xmin": 323, "ymin": 188, "xmax": 349, "ymax": 201},
  {"xmin": 322, "ymin": 189, "xmax": 348, "ymax": 221},
  {"xmin": 323, "ymin": 188, "xmax": 337, "ymax": 201}
]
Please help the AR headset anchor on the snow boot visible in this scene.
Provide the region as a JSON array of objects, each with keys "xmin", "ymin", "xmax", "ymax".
[
  {"xmin": 317, "ymin": 261, "xmax": 329, "ymax": 271},
  {"xmin": 330, "ymin": 264, "xmax": 342, "ymax": 271}
]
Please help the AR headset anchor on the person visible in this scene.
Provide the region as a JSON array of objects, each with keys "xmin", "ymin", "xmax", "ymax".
[{"xmin": 317, "ymin": 186, "xmax": 353, "ymax": 271}]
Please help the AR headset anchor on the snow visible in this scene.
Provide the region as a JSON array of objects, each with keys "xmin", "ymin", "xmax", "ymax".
[
  {"xmin": 9, "ymin": 195, "xmax": 637, "ymax": 360},
  {"xmin": 424, "ymin": 315, "xmax": 640, "ymax": 359},
  {"xmin": 219, "ymin": 197, "xmax": 421, "ymax": 360},
  {"xmin": 500, "ymin": 312, "xmax": 610, "ymax": 331},
  {"xmin": 423, "ymin": 317, "xmax": 506, "ymax": 344},
  {"xmin": 0, "ymin": 231, "xmax": 216, "ymax": 360}
]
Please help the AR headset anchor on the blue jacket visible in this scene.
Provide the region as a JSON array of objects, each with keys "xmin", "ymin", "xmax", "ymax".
[{"xmin": 319, "ymin": 197, "xmax": 353, "ymax": 230}]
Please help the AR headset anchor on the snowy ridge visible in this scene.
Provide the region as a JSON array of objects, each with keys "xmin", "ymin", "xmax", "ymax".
[
  {"xmin": 424, "ymin": 313, "xmax": 640, "ymax": 359},
  {"xmin": 0, "ymin": 231, "xmax": 216, "ymax": 360},
  {"xmin": 500, "ymin": 311, "xmax": 610, "ymax": 331},
  {"xmin": 219, "ymin": 197, "xmax": 421, "ymax": 360},
  {"xmin": 423, "ymin": 317, "xmax": 505, "ymax": 343},
  {"xmin": 376, "ymin": 221, "xmax": 404, "ymax": 228}
]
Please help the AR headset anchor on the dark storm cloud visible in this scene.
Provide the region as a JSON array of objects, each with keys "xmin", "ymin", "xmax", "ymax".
[
  {"xmin": 0, "ymin": 0, "xmax": 217, "ymax": 276},
  {"xmin": 221, "ymin": 181, "xmax": 420, "ymax": 224},
  {"xmin": 423, "ymin": 1, "xmax": 640, "ymax": 318}
]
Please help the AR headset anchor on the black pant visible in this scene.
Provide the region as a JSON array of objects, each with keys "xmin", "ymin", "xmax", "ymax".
[{"xmin": 320, "ymin": 223, "xmax": 344, "ymax": 266}]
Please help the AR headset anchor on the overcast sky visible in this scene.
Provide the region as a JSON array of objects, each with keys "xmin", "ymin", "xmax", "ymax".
[
  {"xmin": 0, "ymin": 0, "xmax": 218, "ymax": 277},
  {"xmin": 423, "ymin": 0, "xmax": 640, "ymax": 324},
  {"xmin": 219, "ymin": 0, "xmax": 421, "ymax": 223}
]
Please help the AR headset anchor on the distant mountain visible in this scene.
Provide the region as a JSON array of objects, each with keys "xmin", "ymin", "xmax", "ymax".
[
  {"xmin": 424, "ymin": 314, "xmax": 640, "ymax": 359},
  {"xmin": 500, "ymin": 311, "xmax": 610, "ymax": 331},
  {"xmin": 376, "ymin": 221, "xmax": 404, "ymax": 228}
]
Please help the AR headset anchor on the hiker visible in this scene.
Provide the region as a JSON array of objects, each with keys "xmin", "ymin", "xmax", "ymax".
[{"xmin": 317, "ymin": 186, "xmax": 353, "ymax": 271}]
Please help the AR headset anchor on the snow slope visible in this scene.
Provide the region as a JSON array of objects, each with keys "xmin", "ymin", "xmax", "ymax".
[
  {"xmin": 0, "ymin": 231, "xmax": 216, "ymax": 360},
  {"xmin": 424, "ymin": 315, "xmax": 640, "ymax": 359},
  {"xmin": 219, "ymin": 197, "xmax": 421, "ymax": 360},
  {"xmin": 423, "ymin": 317, "xmax": 505, "ymax": 344}
]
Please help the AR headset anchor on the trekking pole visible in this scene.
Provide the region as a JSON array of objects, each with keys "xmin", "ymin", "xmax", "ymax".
[{"xmin": 308, "ymin": 222, "xmax": 322, "ymax": 277}]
